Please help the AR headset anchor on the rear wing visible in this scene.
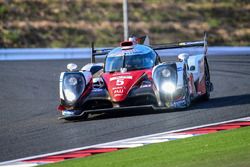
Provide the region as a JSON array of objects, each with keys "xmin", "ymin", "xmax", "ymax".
[
  {"xmin": 90, "ymin": 33, "xmax": 208, "ymax": 63},
  {"xmin": 152, "ymin": 33, "xmax": 208, "ymax": 55},
  {"xmin": 91, "ymin": 42, "xmax": 113, "ymax": 63}
]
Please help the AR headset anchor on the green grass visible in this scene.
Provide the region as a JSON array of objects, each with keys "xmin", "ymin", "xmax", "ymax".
[{"xmin": 44, "ymin": 126, "xmax": 250, "ymax": 167}]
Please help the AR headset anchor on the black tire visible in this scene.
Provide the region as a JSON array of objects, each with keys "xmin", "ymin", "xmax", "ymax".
[
  {"xmin": 183, "ymin": 71, "xmax": 191, "ymax": 108},
  {"xmin": 79, "ymin": 112, "xmax": 89, "ymax": 120},
  {"xmin": 202, "ymin": 60, "xmax": 211, "ymax": 101}
]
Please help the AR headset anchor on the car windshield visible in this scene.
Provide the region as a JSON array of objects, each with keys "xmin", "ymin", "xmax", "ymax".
[{"xmin": 105, "ymin": 52, "xmax": 156, "ymax": 72}]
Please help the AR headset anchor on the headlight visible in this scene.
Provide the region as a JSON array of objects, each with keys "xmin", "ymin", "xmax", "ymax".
[
  {"xmin": 68, "ymin": 77, "xmax": 78, "ymax": 86},
  {"xmin": 161, "ymin": 82, "xmax": 176, "ymax": 94},
  {"xmin": 64, "ymin": 89, "xmax": 76, "ymax": 102},
  {"xmin": 161, "ymin": 69, "xmax": 171, "ymax": 78},
  {"xmin": 62, "ymin": 73, "xmax": 86, "ymax": 104}
]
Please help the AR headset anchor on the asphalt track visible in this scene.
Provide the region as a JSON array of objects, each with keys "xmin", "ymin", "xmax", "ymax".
[{"xmin": 0, "ymin": 55, "xmax": 250, "ymax": 162}]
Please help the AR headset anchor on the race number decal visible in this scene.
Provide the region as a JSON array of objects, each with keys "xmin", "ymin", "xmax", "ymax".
[
  {"xmin": 116, "ymin": 79, "xmax": 124, "ymax": 86},
  {"xmin": 110, "ymin": 76, "xmax": 133, "ymax": 86}
]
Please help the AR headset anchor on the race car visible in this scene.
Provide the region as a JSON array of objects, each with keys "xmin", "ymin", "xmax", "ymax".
[{"xmin": 58, "ymin": 35, "xmax": 213, "ymax": 120}]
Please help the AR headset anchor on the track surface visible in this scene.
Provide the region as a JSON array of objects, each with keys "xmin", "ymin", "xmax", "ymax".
[{"xmin": 0, "ymin": 55, "xmax": 250, "ymax": 162}]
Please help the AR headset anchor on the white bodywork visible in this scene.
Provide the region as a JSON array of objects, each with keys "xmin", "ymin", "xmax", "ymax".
[
  {"xmin": 81, "ymin": 63, "xmax": 104, "ymax": 71},
  {"xmin": 187, "ymin": 54, "xmax": 205, "ymax": 83},
  {"xmin": 175, "ymin": 52, "xmax": 206, "ymax": 97},
  {"xmin": 175, "ymin": 62, "xmax": 185, "ymax": 90}
]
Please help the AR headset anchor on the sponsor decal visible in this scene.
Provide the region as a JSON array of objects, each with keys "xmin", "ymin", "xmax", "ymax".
[
  {"xmin": 92, "ymin": 88, "xmax": 103, "ymax": 92},
  {"xmin": 113, "ymin": 89, "xmax": 124, "ymax": 94},
  {"xmin": 177, "ymin": 67, "xmax": 182, "ymax": 71},
  {"xmin": 110, "ymin": 76, "xmax": 133, "ymax": 81},
  {"xmin": 189, "ymin": 74, "xmax": 194, "ymax": 94},
  {"xmin": 175, "ymin": 99, "xmax": 186, "ymax": 106},
  {"xmin": 188, "ymin": 80, "xmax": 192, "ymax": 94},
  {"xmin": 165, "ymin": 102, "xmax": 171, "ymax": 108},
  {"xmin": 113, "ymin": 86, "xmax": 126, "ymax": 97},
  {"xmin": 62, "ymin": 111, "xmax": 75, "ymax": 116},
  {"xmin": 108, "ymin": 52, "xmax": 124, "ymax": 57},
  {"xmin": 140, "ymin": 84, "xmax": 151, "ymax": 88},
  {"xmin": 112, "ymin": 86, "xmax": 126, "ymax": 90},
  {"xmin": 122, "ymin": 49, "xmax": 143, "ymax": 55},
  {"xmin": 108, "ymin": 49, "xmax": 143, "ymax": 57},
  {"xmin": 111, "ymin": 72, "xmax": 131, "ymax": 76},
  {"xmin": 114, "ymin": 94, "xmax": 123, "ymax": 97}
]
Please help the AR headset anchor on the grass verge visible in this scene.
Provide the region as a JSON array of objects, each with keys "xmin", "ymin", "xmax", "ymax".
[{"xmin": 44, "ymin": 126, "xmax": 250, "ymax": 167}]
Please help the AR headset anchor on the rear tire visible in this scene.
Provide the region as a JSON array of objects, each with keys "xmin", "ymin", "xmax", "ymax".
[
  {"xmin": 183, "ymin": 71, "xmax": 191, "ymax": 108},
  {"xmin": 202, "ymin": 60, "xmax": 211, "ymax": 101}
]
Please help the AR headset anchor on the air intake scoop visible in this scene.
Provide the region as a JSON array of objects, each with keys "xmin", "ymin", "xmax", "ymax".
[{"xmin": 120, "ymin": 41, "xmax": 134, "ymax": 50}]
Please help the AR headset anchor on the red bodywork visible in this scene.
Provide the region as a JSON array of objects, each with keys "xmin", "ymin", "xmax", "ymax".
[{"xmin": 102, "ymin": 69, "xmax": 152, "ymax": 102}]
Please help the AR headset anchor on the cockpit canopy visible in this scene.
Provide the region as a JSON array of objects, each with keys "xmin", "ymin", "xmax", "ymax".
[{"xmin": 104, "ymin": 44, "xmax": 157, "ymax": 72}]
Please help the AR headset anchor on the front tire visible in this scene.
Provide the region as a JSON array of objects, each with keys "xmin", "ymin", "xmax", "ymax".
[
  {"xmin": 63, "ymin": 111, "xmax": 89, "ymax": 121},
  {"xmin": 183, "ymin": 71, "xmax": 191, "ymax": 108}
]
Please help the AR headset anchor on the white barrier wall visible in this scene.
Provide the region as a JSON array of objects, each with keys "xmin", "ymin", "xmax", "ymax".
[
  {"xmin": 0, "ymin": 47, "xmax": 249, "ymax": 61},
  {"xmin": 0, "ymin": 48, "xmax": 90, "ymax": 61}
]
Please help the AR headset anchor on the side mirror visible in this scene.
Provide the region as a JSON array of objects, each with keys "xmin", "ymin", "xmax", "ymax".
[
  {"xmin": 67, "ymin": 63, "xmax": 78, "ymax": 72},
  {"xmin": 178, "ymin": 53, "xmax": 189, "ymax": 62}
]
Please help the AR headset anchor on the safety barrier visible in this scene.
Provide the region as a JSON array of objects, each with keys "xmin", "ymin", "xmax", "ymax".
[{"xmin": 0, "ymin": 47, "xmax": 249, "ymax": 61}]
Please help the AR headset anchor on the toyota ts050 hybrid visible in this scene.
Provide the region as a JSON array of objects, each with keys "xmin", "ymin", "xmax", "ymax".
[{"xmin": 58, "ymin": 35, "xmax": 213, "ymax": 120}]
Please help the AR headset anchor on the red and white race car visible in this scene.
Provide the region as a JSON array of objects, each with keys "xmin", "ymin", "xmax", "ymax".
[{"xmin": 58, "ymin": 35, "xmax": 213, "ymax": 120}]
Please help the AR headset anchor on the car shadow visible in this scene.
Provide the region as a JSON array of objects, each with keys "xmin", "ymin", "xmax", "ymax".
[
  {"xmin": 190, "ymin": 93, "xmax": 250, "ymax": 110},
  {"xmin": 65, "ymin": 94, "xmax": 250, "ymax": 122}
]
